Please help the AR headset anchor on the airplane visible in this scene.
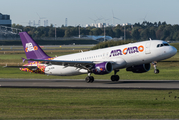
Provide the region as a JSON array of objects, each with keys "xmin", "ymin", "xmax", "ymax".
[{"xmin": 5, "ymin": 32, "xmax": 177, "ymax": 83}]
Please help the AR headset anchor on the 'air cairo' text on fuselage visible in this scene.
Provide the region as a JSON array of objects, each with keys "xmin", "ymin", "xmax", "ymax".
[{"xmin": 109, "ymin": 45, "xmax": 144, "ymax": 57}]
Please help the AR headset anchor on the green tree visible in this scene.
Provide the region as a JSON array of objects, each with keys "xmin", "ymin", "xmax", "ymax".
[
  {"xmin": 156, "ymin": 29, "xmax": 162, "ymax": 39},
  {"xmin": 91, "ymin": 28, "xmax": 102, "ymax": 35},
  {"xmin": 132, "ymin": 28, "xmax": 140, "ymax": 40},
  {"xmin": 56, "ymin": 28, "xmax": 65, "ymax": 37},
  {"xmin": 113, "ymin": 28, "xmax": 122, "ymax": 38},
  {"xmin": 149, "ymin": 29, "xmax": 156, "ymax": 39},
  {"xmin": 105, "ymin": 28, "xmax": 115, "ymax": 37},
  {"xmin": 48, "ymin": 28, "xmax": 55, "ymax": 37},
  {"xmin": 173, "ymin": 31, "xmax": 179, "ymax": 40},
  {"xmin": 64, "ymin": 29, "xmax": 71, "ymax": 37},
  {"xmin": 140, "ymin": 28, "xmax": 150, "ymax": 40}
]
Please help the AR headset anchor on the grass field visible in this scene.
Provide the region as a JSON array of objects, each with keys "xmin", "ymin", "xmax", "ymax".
[{"xmin": 0, "ymin": 89, "xmax": 179, "ymax": 119}]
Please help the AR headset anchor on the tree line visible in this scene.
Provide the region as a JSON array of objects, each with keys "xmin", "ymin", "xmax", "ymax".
[{"xmin": 12, "ymin": 21, "xmax": 179, "ymax": 41}]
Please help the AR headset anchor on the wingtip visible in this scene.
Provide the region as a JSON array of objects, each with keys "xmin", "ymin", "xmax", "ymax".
[
  {"xmin": 3, "ymin": 64, "xmax": 7, "ymax": 68},
  {"xmin": 21, "ymin": 57, "xmax": 26, "ymax": 63}
]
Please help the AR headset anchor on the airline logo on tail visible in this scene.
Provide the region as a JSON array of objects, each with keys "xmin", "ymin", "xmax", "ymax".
[{"xmin": 25, "ymin": 43, "xmax": 38, "ymax": 52}]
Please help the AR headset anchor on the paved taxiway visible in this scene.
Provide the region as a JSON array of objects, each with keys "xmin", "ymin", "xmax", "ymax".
[{"xmin": 0, "ymin": 79, "xmax": 179, "ymax": 89}]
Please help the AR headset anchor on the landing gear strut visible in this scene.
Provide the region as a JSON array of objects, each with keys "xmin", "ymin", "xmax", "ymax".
[
  {"xmin": 152, "ymin": 61, "xmax": 159, "ymax": 74},
  {"xmin": 85, "ymin": 73, "xmax": 94, "ymax": 83},
  {"xmin": 111, "ymin": 69, "xmax": 120, "ymax": 81}
]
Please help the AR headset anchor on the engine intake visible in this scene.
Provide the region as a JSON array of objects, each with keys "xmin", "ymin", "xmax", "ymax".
[
  {"xmin": 93, "ymin": 62, "xmax": 113, "ymax": 75},
  {"xmin": 126, "ymin": 63, "xmax": 151, "ymax": 73}
]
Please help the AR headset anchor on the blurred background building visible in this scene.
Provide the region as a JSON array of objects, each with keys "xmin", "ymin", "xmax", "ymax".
[{"xmin": 0, "ymin": 13, "xmax": 11, "ymax": 27}]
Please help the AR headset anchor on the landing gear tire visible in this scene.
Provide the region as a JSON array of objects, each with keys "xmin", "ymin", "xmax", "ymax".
[
  {"xmin": 154, "ymin": 69, "xmax": 159, "ymax": 74},
  {"xmin": 85, "ymin": 76, "xmax": 94, "ymax": 83},
  {"xmin": 111, "ymin": 75, "xmax": 120, "ymax": 81},
  {"xmin": 90, "ymin": 76, "xmax": 94, "ymax": 83},
  {"xmin": 152, "ymin": 61, "xmax": 160, "ymax": 74}
]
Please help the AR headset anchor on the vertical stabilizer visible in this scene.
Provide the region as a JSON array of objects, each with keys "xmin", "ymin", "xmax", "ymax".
[{"xmin": 19, "ymin": 32, "xmax": 50, "ymax": 59}]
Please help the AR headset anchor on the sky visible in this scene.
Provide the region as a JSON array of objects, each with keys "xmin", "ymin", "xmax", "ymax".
[{"xmin": 1, "ymin": 0, "xmax": 179, "ymax": 27}]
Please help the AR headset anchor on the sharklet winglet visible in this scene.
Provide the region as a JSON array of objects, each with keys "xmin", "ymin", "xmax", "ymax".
[{"xmin": 21, "ymin": 57, "xmax": 26, "ymax": 63}]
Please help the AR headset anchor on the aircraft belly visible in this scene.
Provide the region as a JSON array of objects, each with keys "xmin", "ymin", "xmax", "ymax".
[
  {"xmin": 124, "ymin": 54, "xmax": 143, "ymax": 65},
  {"xmin": 112, "ymin": 57, "xmax": 127, "ymax": 69},
  {"xmin": 45, "ymin": 65, "xmax": 88, "ymax": 76},
  {"xmin": 124, "ymin": 52, "xmax": 153, "ymax": 66}
]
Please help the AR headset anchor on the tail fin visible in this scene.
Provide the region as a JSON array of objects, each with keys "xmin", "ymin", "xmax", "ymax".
[{"xmin": 19, "ymin": 32, "xmax": 50, "ymax": 59}]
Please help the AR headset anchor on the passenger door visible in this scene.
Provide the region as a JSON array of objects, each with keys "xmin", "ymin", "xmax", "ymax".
[{"xmin": 145, "ymin": 42, "xmax": 151, "ymax": 54}]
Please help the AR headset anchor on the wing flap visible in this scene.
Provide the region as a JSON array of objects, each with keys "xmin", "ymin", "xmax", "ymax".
[
  {"xmin": 27, "ymin": 59, "xmax": 97, "ymax": 71},
  {"xmin": 25, "ymin": 59, "xmax": 120, "ymax": 71},
  {"xmin": 27, "ymin": 59, "xmax": 94, "ymax": 66}
]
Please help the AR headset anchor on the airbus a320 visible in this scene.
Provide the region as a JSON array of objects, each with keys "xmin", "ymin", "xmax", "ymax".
[{"xmin": 5, "ymin": 32, "xmax": 177, "ymax": 83}]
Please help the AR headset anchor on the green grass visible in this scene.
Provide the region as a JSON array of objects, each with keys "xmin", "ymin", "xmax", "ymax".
[
  {"xmin": 0, "ymin": 88, "xmax": 179, "ymax": 119},
  {"xmin": 170, "ymin": 43, "xmax": 179, "ymax": 50},
  {"xmin": 1, "ymin": 66, "xmax": 179, "ymax": 80}
]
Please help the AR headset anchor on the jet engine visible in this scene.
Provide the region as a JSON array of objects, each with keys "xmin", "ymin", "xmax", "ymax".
[
  {"xmin": 126, "ymin": 63, "xmax": 151, "ymax": 73},
  {"xmin": 93, "ymin": 62, "xmax": 113, "ymax": 75}
]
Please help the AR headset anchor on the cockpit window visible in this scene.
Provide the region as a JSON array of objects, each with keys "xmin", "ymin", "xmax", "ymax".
[
  {"xmin": 157, "ymin": 43, "xmax": 170, "ymax": 48},
  {"xmin": 164, "ymin": 43, "xmax": 169, "ymax": 46}
]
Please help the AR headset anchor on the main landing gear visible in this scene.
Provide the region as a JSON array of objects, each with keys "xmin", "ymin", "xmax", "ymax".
[
  {"xmin": 152, "ymin": 61, "xmax": 159, "ymax": 74},
  {"xmin": 85, "ymin": 73, "xmax": 94, "ymax": 83},
  {"xmin": 85, "ymin": 70, "xmax": 120, "ymax": 83},
  {"xmin": 111, "ymin": 69, "xmax": 120, "ymax": 81}
]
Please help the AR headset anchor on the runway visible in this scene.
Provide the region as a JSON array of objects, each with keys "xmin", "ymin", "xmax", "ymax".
[{"xmin": 0, "ymin": 79, "xmax": 179, "ymax": 89}]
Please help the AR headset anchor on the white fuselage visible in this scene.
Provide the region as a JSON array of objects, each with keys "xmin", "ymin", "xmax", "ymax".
[{"xmin": 44, "ymin": 40, "xmax": 177, "ymax": 76}]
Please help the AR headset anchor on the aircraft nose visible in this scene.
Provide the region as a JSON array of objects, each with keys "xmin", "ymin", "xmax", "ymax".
[{"xmin": 171, "ymin": 46, "xmax": 177, "ymax": 56}]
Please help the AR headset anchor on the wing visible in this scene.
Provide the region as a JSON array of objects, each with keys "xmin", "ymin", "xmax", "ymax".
[
  {"xmin": 27, "ymin": 59, "xmax": 97, "ymax": 71},
  {"xmin": 3, "ymin": 65, "xmax": 38, "ymax": 70}
]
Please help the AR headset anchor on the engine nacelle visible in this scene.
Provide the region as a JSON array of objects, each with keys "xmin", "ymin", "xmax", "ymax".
[
  {"xmin": 93, "ymin": 62, "xmax": 113, "ymax": 75},
  {"xmin": 126, "ymin": 63, "xmax": 151, "ymax": 73}
]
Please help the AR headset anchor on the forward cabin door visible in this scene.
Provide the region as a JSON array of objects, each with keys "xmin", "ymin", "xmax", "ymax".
[{"xmin": 145, "ymin": 42, "xmax": 151, "ymax": 54}]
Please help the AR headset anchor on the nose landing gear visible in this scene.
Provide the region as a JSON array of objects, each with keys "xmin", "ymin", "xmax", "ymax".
[{"xmin": 152, "ymin": 61, "xmax": 159, "ymax": 74}]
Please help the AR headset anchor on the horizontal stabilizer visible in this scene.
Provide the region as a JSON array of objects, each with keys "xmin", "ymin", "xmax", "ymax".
[
  {"xmin": 3, "ymin": 66, "xmax": 38, "ymax": 69},
  {"xmin": 21, "ymin": 57, "xmax": 26, "ymax": 63}
]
